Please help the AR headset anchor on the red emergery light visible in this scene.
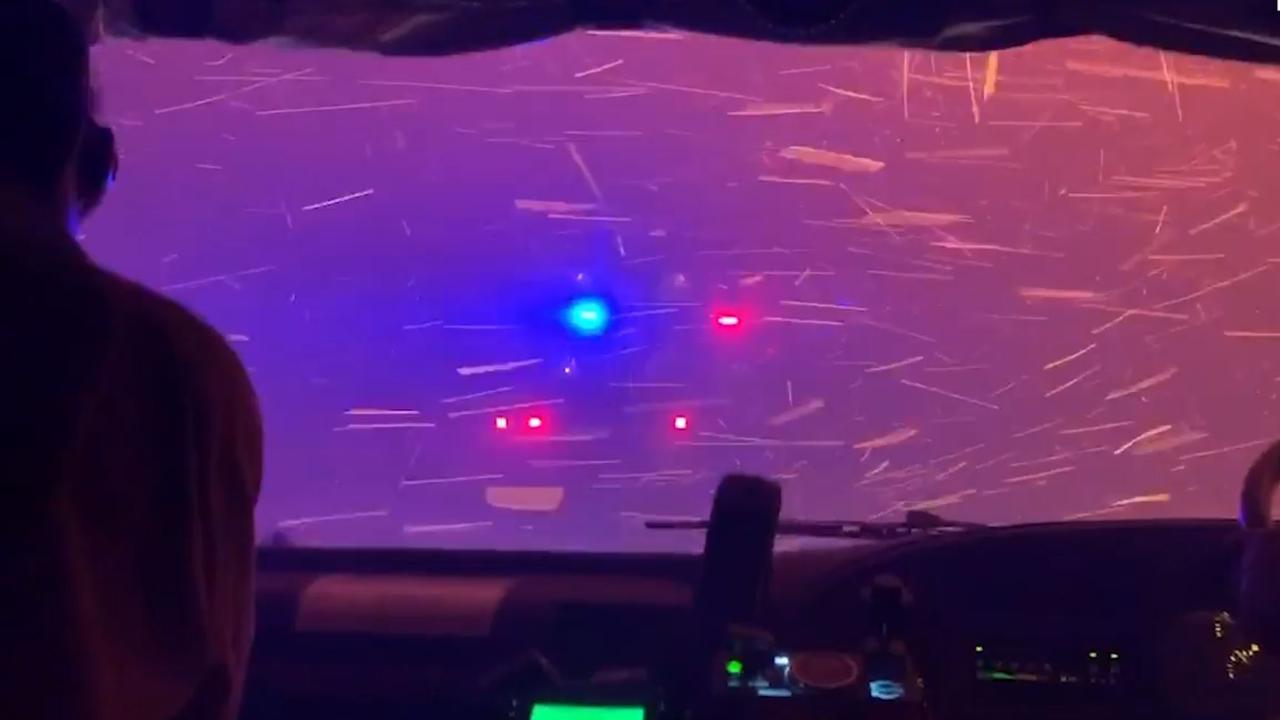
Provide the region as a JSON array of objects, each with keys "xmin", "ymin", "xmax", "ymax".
[
  {"xmin": 714, "ymin": 312, "xmax": 742, "ymax": 328},
  {"xmin": 527, "ymin": 416, "xmax": 545, "ymax": 430},
  {"xmin": 495, "ymin": 416, "xmax": 509, "ymax": 430},
  {"xmin": 673, "ymin": 415, "xmax": 690, "ymax": 431}
]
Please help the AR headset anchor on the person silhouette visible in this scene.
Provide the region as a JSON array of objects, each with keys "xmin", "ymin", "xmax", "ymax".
[{"xmin": 1, "ymin": 3, "xmax": 262, "ymax": 719}]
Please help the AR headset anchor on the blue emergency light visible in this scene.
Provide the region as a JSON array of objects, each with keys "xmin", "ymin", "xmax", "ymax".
[{"xmin": 562, "ymin": 296, "xmax": 612, "ymax": 337}]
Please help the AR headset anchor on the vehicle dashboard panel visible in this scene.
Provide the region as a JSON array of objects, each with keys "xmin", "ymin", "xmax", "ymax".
[
  {"xmin": 782, "ymin": 521, "xmax": 1243, "ymax": 718},
  {"xmin": 245, "ymin": 520, "xmax": 1254, "ymax": 720}
]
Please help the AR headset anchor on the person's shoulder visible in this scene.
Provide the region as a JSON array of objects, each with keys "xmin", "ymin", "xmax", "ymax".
[
  {"xmin": 91, "ymin": 267, "xmax": 265, "ymax": 498},
  {"xmin": 96, "ymin": 268, "xmax": 252, "ymax": 395}
]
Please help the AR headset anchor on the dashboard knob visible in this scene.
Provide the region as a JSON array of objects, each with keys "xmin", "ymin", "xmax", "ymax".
[{"xmin": 787, "ymin": 651, "xmax": 860, "ymax": 690}]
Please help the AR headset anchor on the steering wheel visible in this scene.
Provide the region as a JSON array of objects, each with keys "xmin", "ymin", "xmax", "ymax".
[
  {"xmin": 1239, "ymin": 440, "xmax": 1280, "ymax": 653},
  {"xmin": 1241, "ymin": 440, "xmax": 1280, "ymax": 529}
]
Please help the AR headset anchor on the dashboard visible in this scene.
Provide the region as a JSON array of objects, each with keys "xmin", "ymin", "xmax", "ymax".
[{"xmin": 243, "ymin": 518, "xmax": 1273, "ymax": 720}]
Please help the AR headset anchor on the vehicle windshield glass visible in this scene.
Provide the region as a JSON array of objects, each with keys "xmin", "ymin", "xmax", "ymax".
[{"xmin": 91, "ymin": 33, "xmax": 1277, "ymax": 552}]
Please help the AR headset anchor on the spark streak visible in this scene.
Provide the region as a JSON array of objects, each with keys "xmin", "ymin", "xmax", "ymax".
[
  {"xmin": 574, "ymin": 59, "xmax": 625, "ymax": 78},
  {"xmin": 901, "ymin": 380, "xmax": 999, "ymax": 410},
  {"xmin": 1223, "ymin": 330, "xmax": 1280, "ymax": 338},
  {"xmin": 278, "ymin": 510, "xmax": 388, "ymax": 528},
  {"xmin": 1001, "ymin": 466, "xmax": 1075, "ymax": 484},
  {"xmin": 456, "ymin": 359, "xmax": 543, "ymax": 376},
  {"xmin": 1044, "ymin": 366, "xmax": 1101, "ymax": 397},
  {"xmin": 333, "ymin": 422, "xmax": 436, "ymax": 431},
  {"xmin": 439, "ymin": 387, "xmax": 513, "ymax": 404},
  {"xmin": 566, "ymin": 142, "xmax": 603, "ymax": 200},
  {"xmin": 865, "ymin": 356, "xmax": 925, "ymax": 373},
  {"xmin": 402, "ymin": 474, "xmax": 505, "ymax": 486},
  {"xmin": 818, "ymin": 83, "xmax": 883, "ymax": 102},
  {"xmin": 1114, "ymin": 425, "xmax": 1174, "ymax": 455},
  {"xmin": 1106, "ymin": 368, "xmax": 1178, "ymax": 401},
  {"xmin": 1179, "ymin": 439, "xmax": 1273, "ymax": 460},
  {"xmin": 446, "ymin": 399, "xmax": 564, "ymax": 419},
  {"xmin": 155, "ymin": 67, "xmax": 318, "ymax": 114},
  {"xmin": 256, "ymin": 99, "xmax": 417, "ymax": 115},
  {"xmin": 1154, "ymin": 266, "xmax": 1269, "ymax": 309},
  {"xmin": 161, "ymin": 265, "xmax": 275, "ymax": 291},
  {"xmin": 1044, "ymin": 344, "xmax": 1097, "ymax": 370},
  {"xmin": 301, "ymin": 189, "xmax": 375, "ymax": 211}
]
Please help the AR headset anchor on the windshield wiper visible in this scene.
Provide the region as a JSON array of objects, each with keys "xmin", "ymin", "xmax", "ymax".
[{"xmin": 645, "ymin": 510, "xmax": 988, "ymax": 541}]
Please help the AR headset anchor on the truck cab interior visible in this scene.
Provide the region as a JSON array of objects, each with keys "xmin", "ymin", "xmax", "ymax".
[{"xmin": 78, "ymin": 2, "xmax": 1280, "ymax": 718}]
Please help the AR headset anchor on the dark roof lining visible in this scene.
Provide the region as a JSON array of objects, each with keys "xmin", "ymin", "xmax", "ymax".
[{"xmin": 92, "ymin": 0, "xmax": 1280, "ymax": 64}]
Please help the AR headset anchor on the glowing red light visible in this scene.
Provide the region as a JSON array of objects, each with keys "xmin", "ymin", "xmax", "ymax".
[
  {"xmin": 715, "ymin": 313, "xmax": 742, "ymax": 327},
  {"xmin": 527, "ymin": 416, "xmax": 545, "ymax": 429},
  {"xmin": 673, "ymin": 415, "xmax": 690, "ymax": 431},
  {"xmin": 495, "ymin": 416, "xmax": 509, "ymax": 430}
]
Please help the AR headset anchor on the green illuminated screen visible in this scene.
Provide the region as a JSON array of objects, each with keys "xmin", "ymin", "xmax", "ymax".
[{"xmin": 530, "ymin": 703, "xmax": 646, "ymax": 720}]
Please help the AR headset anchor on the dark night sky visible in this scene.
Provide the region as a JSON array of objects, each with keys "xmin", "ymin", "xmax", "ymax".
[{"xmin": 84, "ymin": 32, "xmax": 1280, "ymax": 551}]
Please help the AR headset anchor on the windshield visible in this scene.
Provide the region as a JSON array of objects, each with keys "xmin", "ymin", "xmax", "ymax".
[{"xmin": 89, "ymin": 33, "xmax": 1278, "ymax": 552}]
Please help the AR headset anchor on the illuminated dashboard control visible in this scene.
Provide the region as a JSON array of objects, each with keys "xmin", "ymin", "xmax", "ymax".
[
  {"xmin": 974, "ymin": 643, "xmax": 1121, "ymax": 686},
  {"xmin": 530, "ymin": 704, "xmax": 644, "ymax": 720},
  {"xmin": 787, "ymin": 651, "xmax": 861, "ymax": 690},
  {"xmin": 868, "ymin": 680, "xmax": 905, "ymax": 700}
]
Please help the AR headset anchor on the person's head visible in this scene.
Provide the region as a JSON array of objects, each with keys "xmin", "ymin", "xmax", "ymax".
[{"xmin": 0, "ymin": 0, "xmax": 117, "ymax": 231}]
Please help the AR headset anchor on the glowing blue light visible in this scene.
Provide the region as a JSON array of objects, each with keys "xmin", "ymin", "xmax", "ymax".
[
  {"xmin": 563, "ymin": 297, "xmax": 611, "ymax": 336},
  {"xmin": 869, "ymin": 680, "xmax": 905, "ymax": 701}
]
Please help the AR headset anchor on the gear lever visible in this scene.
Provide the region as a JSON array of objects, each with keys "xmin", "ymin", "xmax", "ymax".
[
  {"xmin": 1239, "ymin": 440, "xmax": 1280, "ymax": 650},
  {"xmin": 1237, "ymin": 440, "xmax": 1280, "ymax": 711},
  {"xmin": 696, "ymin": 474, "xmax": 782, "ymax": 629},
  {"xmin": 678, "ymin": 474, "xmax": 780, "ymax": 717}
]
